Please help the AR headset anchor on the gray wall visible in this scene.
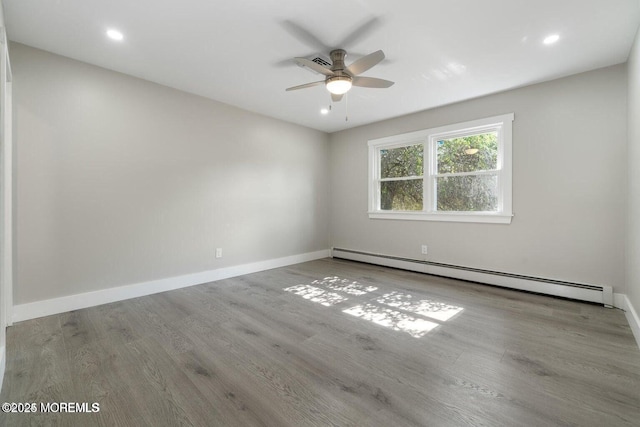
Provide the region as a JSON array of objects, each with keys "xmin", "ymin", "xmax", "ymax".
[
  {"xmin": 12, "ymin": 43, "xmax": 330, "ymax": 305},
  {"xmin": 628, "ymin": 27, "xmax": 640, "ymax": 312},
  {"xmin": 330, "ymin": 65, "xmax": 628, "ymax": 291},
  {"xmin": 11, "ymin": 39, "xmax": 634, "ymax": 307}
]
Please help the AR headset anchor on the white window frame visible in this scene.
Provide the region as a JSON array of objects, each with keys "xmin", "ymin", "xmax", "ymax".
[{"xmin": 368, "ymin": 113, "xmax": 514, "ymax": 224}]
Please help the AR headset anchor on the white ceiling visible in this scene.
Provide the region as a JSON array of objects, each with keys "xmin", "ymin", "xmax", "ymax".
[{"xmin": 4, "ymin": 0, "xmax": 640, "ymax": 133}]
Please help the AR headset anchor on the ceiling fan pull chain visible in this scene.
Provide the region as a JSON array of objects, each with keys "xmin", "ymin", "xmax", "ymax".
[{"xmin": 345, "ymin": 93, "xmax": 349, "ymax": 122}]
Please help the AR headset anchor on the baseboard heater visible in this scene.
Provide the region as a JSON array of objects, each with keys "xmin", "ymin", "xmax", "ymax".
[{"xmin": 331, "ymin": 248, "xmax": 613, "ymax": 306}]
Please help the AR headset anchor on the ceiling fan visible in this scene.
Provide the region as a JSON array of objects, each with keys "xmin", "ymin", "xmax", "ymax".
[{"xmin": 285, "ymin": 49, "xmax": 394, "ymax": 102}]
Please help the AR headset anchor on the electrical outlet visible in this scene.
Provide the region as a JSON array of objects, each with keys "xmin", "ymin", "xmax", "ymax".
[
  {"xmin": 421, "ymin": 245, "xmax": 428, "ymax": 255},
  {"xmin": 215, "ymin": 248, "xmax": 223, "ymax": 258}
]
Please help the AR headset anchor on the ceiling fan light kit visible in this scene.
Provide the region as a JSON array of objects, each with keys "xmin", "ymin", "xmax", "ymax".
[{"xmin": 326, "ymin": 76, "xmax": 352, "ymax": 95}]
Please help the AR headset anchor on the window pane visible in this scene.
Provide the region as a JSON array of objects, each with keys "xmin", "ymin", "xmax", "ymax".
[
  {"xmin": 381, "ymin": 144, "xmax": 423, "ymax": 178},
  {"xmin": 436, "ymin": 175, "xmax": 498, "ymax": 212},
  {"xmin": 437, "ymin": 132, "xmax": 497, "ymax": 174},
  {"xmin": 381, "ymin": 179, "xmax": 423, "ymax": 211}
]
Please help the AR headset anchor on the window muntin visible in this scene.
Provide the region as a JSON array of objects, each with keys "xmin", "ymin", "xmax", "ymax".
[{"xmin": 368, "ymin": 114, "xmax": 513, "ymax": 224}]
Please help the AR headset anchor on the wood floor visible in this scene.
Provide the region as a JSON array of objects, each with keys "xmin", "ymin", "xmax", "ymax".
[{"xmin": 1, "ymin": 258, "xmax": 639, "ymax": 426}]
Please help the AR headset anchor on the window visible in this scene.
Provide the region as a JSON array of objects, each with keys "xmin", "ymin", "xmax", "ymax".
[{"xmin": 368, "ymin": 113, "xmax": 513, "ymax": 224}]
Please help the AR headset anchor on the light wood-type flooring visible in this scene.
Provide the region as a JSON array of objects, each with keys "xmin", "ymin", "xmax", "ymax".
[{"xmin": 1, "ymin": 258, "xmax": 639, "ymax": 426}]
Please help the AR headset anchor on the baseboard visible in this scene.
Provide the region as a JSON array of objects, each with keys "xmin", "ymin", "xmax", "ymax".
[
  {"xmin": 614, "ymin": 293, "xmax": 640, "ymax": 350},
  {"xmin": 0, "ymin": 345, "xmax": 5, "ymax": 393},
  {"xmin": 12, "ymin": 249, "xmax": 331, "ymax": 323},
  {"xmin": 332, "ymin": 248, "xmax": 612, "ymax": 305}
]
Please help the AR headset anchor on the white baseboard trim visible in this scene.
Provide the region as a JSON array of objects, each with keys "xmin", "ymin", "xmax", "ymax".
[
  {"xmin": 12, "ymin": 249, "xmax": 331, "ymax": 323},
  {"xmin": 614, "ymin": 293, "xmax": 640, "ymax": 350},
  {"xmin": 0, "ymin": 345, "xmax": 5, "ymax": 393}
]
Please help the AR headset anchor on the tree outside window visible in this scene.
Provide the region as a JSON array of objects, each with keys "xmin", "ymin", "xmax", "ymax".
[{"xmin": 435, "ymin": 132, "xmax": 498, "ymax": 212}]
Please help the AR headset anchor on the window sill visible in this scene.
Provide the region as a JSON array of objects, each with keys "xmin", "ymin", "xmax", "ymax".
[{"xmin": 368, "ymin": 211, "xmax": 513, "ymax": 224}]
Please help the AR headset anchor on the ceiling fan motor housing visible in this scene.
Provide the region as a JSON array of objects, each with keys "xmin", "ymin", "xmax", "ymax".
[
  {"xmin": 329, "ymin": 49, "xmax": 348, "ymax": 72},
  {"xmin": 325, "ymin": 49, "xmax": 353, "ymax": 94}
]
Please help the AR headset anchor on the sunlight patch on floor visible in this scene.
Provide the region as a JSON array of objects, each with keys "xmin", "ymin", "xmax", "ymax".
[
  {"xmin": 311, "ymin": 276, "xmax": 378, "ymax": 295},
  {"xmin": 376, "ymin": 291, "xmax": 464, "ymax": 322},
  {"xmin": 283, "ymin": 275, "xmax": 463, "ymax": 338},
  {"xmin": 343, "ymin": 304, "xmax": 439, "ymax": 338},
  {"xmin": 283, "ymin": 284, "xmax": 348, "ymax": 306}
]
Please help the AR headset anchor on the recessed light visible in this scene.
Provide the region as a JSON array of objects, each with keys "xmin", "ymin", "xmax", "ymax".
[
  {"xmin": 320, "ymin": 108, "xmax": 329, "ymax": 115},
  {"xmin": 543, "ymin": 34, "xmax": 560, "ymax": 45},
  {"xmin": 106, "ymin": 29, "xmax": 124, "ymax": 41}
]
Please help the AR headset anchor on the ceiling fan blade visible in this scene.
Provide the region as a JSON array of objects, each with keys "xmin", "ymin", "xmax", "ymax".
[
  {"xmin": 286, "ymin": 81, "xmax": 325, "ymax": 91},
  {"xmin": 281, "ymin": 20, "xmax": 330, "ymax": 52},
  {"xmin": 331, "ymin": 93, "xmax": 344, "ymax": 102},
  {"xmin": 294, "ymin": 57, "xmax": 335, "ymax": 76},
  {"xmin": 352, "ymin": 76, "xmax": 394, "ymax": 88},
  {"xmin": 347, "ymin": 50, "xmax": 385, "ymax": 76},
  {"xmin": 340, "ymin": 17, "xmax": 383, "ymax": 49}
]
